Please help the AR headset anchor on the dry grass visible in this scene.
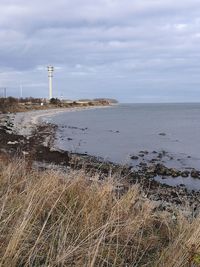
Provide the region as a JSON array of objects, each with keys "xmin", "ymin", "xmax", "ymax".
[{"xmin": 0, "ymin": 159, "xmax": 199, "ymax": 266}]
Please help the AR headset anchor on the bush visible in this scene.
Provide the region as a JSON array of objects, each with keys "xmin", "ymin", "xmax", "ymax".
[{"xmin": 50, "ymin": 98, "xmax": 61, "ymax": 105}]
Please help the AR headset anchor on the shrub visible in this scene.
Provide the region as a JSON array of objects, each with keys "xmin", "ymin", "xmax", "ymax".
[{"xmin": 50, "ymin": 98, "xmax": 61, "ymax": 105}]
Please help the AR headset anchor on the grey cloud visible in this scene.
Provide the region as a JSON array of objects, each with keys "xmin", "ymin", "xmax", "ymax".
[{"xmin": 0, "ymin": 0, "xmax": 200, "ymax": 101}]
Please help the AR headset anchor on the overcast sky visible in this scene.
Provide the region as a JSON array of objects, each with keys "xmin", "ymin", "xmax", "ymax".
[{"xmin": 0, "ymin": 0, "xmax": 200, "ymax": 102}]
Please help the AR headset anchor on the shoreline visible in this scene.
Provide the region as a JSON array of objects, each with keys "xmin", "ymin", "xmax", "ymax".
[
  {"xmin": 8, "ymin": 105, "xmax": 114, "ymax": 136},
  {"xmin": 0, "ymin": 108, "xmax": 200, "ymax": 217}
]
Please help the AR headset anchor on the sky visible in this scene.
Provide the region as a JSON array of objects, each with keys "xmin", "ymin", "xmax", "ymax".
[{"xmin": 0, "ymin": 0, "xmax": 200, "ymax": 102}]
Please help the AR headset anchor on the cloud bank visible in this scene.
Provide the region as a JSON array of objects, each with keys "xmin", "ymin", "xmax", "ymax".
[{"xmin": 0, "ymin": 0, "xmax": 200, "ymax": 102}]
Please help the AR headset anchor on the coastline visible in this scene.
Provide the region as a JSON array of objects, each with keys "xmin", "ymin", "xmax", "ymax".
[
  {"xmin": 8, "ymin": 105, "xmax": 114, "ymax": 136},
  {"xmin": 0, "ymin": 107, "xmax": 200, "ymax": 218}
]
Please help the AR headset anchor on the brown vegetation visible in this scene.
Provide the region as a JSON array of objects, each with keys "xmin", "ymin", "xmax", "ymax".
[
  {"xmin": 0, "ymin": 159, "xmax": 200, "ymax": 266},
  {"xmin": 0, "ymin": 97, "xmax": 47, "ymax": 113},
  {"xmin": 0, "ymin": 97, "xmax": 113, "ymax": 114}
]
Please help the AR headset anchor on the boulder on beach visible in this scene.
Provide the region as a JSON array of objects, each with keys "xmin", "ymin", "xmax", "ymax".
[
  {"xmin": 130, "ymin": 155, "xmax": 139, "ymax": 160},
  {"xmin": 191, "ymin": 170, "xmax": 200, "ymax": 179}
]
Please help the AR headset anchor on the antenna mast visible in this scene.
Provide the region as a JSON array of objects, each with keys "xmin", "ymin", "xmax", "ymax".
[
  {"xmin": 20, "ymin": 84, "xmax": 23, "ymax": 98},
  {"xmin": 4, "ymin": 88, "xmax": 6, "ymax": 98}
]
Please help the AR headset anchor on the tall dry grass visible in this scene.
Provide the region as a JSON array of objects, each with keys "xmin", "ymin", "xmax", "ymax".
[{"xmin": 0, "ymin": 159, "xmax": 199, "ymax": 266}]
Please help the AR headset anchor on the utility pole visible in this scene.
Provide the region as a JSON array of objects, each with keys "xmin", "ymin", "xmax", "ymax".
[
  {"xmin": 20, "ymin": 84, "xmax": 23, "ymax": 98},
  {"xmin": 47, "ymin": 66, "xmax": 54, "ymax": 100},
  {"xmin": 4, "ymin": 88, "xmax": 6, "ymax": 98}
]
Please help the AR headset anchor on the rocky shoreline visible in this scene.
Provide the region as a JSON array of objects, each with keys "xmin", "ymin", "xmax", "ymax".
[{"xmin": 0, "ymin": 112, "xmax": 200, "ymax": 218}]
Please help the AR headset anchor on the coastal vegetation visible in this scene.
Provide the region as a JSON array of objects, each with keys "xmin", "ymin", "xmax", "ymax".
[
  {"xmin": 0, "ymin": 158, "xmax": 200, "ymax": 266},
  {"xmin": 0, "ymin": 97, "xmax": 116, "ymax": 114}
]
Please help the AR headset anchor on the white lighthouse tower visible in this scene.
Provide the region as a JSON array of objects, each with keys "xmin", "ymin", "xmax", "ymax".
[{"xmin": 47, "ymin": 65, "xmax": 54, "ymax": 99}]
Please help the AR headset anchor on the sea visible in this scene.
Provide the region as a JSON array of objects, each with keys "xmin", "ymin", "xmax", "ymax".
[{"xmin": 42, "ymin": 103, "xmax": 200, "ymax": 190}]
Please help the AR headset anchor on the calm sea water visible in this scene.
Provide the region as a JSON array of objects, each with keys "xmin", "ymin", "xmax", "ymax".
[{"xmin": 44, "ymin": 103, "xmax": 200, "ymax": 171}]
